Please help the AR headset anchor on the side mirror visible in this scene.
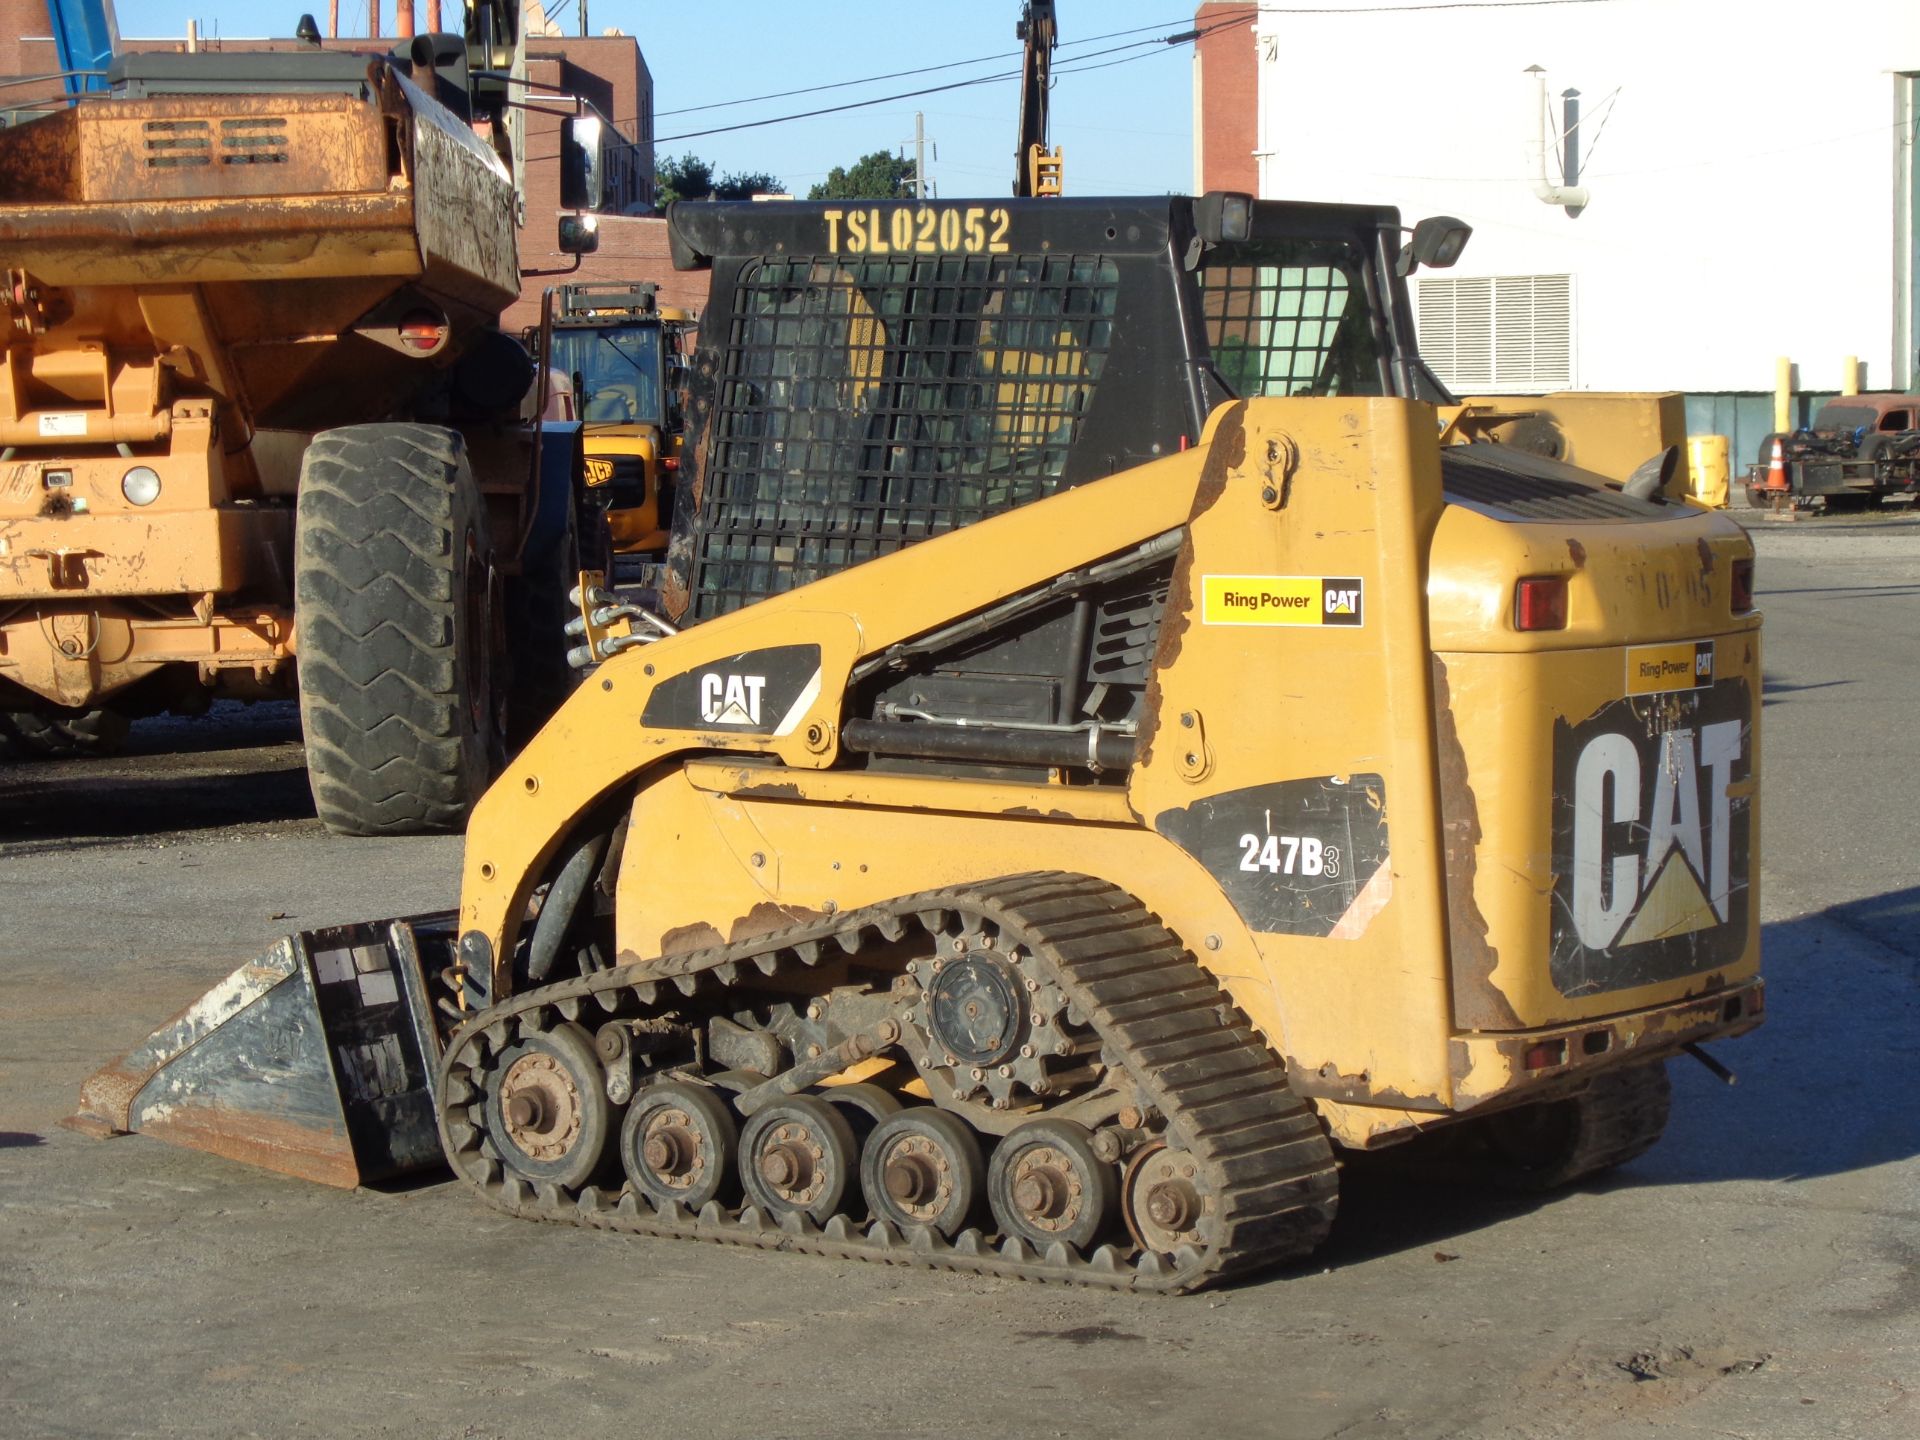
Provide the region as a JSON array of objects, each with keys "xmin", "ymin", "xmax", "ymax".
[
  {"xmin": 560, "ymin": 114, "xmax": 604, "ymax": 212},
  {"xmin": 1396, "ymin": 216, "xmax": 1472, "ymax": 276},
  {"xmin": 558, "ymin": 214, "xmax": 600, "ymax": 255}
]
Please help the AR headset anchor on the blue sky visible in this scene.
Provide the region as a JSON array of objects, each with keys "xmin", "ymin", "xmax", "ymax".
[{"xmin": 111, "ymin": 2, "xmax": 1202, "ymax": 197}]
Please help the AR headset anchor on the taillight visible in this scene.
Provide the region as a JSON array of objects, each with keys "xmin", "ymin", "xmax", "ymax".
[
  {"xmin": 1524, "ymin": 1039, "xmax": 1568, "ymax": 1070},
  {"xmin": 661, "ymin": 455, "xmax": 680, "ymax": 471},
  {"xmin": 1731, "ymin": 557, "xmax": 1755, "ymax": 613},
  {"xmin": 398, "ymin": 310, "xmax": 449, "ymax": 354},
  {"xmin": 1514, "ymin": 575, "xmax": 1569, "ymax": 631}
]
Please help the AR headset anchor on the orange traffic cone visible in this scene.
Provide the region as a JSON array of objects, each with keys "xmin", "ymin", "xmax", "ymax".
[{"xmin": 1762, "ymin": 436, "xmax": 1790, "ymax": 507}]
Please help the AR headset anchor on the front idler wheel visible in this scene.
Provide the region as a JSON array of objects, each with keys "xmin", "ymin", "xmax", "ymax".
[
  {"xmin": 620, "ymin": 1080, "xmax": 739, "ymax": 1211},
  {"xmin": 484, "ymin": 1023, "xmax": 613, "ymax": 1189},
  {"xmin": 739, "ymin": 1095, "xmax": 859, "ymax": 1224},
  {"xmin": 988, "ymin": 1118, "xmax": 1118, "ymax": 1253},
  {"xmin": 861, "ymin": 1107, "xmax": 985, "ymax": 1239}
]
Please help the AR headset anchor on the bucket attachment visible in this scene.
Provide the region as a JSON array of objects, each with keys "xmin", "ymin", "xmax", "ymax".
[{"xmin": 68, "ymin": 914, "xmax": 459, "ymax": 1188}]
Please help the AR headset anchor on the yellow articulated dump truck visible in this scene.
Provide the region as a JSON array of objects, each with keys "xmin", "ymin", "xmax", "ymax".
[
  {"xmin": 74, "ymin": 195, "xmax": 1763, "ymax": 1293},
  {"xmin": 0, "ymin": 22, "xmax": 593, "ymax": 830},
  {"xmin": 532, "ymin": 281, "xmax": 693, "ymax": 557}
]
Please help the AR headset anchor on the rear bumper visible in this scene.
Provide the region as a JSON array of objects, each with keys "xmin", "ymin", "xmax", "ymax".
[
  {"xmin": 1449, "ymin": 976, "xmax": 1764, "ymax": 1110},
  {"xmin": 0, "ymin": 506, "xmax": 289, "ymax": 598}
]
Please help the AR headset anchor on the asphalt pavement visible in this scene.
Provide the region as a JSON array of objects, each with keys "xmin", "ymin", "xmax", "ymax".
[{"xmin": 1, "ymin": 509, "xmax": 1916, "ymax": 1440}]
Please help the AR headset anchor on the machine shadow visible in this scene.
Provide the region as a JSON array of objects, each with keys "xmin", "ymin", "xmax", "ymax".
[
  {"xmin": 1273, "ymin": 891, "xmax": 1920, "ymax": 1279},
  {"xmin": 0, "ymin": 720, "xmax": 315, "ymax": 845}
]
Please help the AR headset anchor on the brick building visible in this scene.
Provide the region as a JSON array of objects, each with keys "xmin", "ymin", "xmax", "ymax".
[
  {"xmin": 1190, "ymin": 2, "xmax": 1255, "ymax": 196},
  {"xmin": 0, "ymin": 1, "xmax": 703, "ymax": 327}
]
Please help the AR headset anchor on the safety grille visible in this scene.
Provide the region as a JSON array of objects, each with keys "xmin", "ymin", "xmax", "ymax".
[
  {"xmin": 142, "ymin": 120, "xmax": 210, "ymax": 168},
  {"xmin": 690, "ymin": 252, "xmax": 1118, "ymax": 619},
  {"xmin": 141, "ymin": 116, "xmax": 291, "ymax": 168},
  {"xmin": 1197, "ymin": 246, "xmax": 1382, "ymax": 398},
  {"xmin": 219, "ymin": 116, "xmax": 289, "ymax": 164}
]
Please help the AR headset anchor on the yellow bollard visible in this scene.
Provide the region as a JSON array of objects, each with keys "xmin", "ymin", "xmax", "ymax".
[
  {"xmin": 1774, "ymin": 357, "xmax": 1793, "ymax": 434},
  {"xmin": 1841, "ymin": 356, "xmax": 1859, "ymax": 396},
  {"xmin": 1686, "ymin": 434, "xmax": 1730, "ymax": 508}
]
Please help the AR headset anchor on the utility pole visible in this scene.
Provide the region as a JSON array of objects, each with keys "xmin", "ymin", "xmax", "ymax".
[
  {"xmin": 898, "ymin": 112, "xmax": 938, "ymax": 200},
  {"xmin": 581, "ymin": 1, "xmax": 590, "ymax": 37}
]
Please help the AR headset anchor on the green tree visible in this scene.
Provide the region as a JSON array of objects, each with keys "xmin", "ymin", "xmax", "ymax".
[
  {"xmin": 807, "ymin": 150, "xmax": 916, "ymax": 201},
  {"xmin": 655, "ymin": 152, "xmax": 784, "ymax": 204}
]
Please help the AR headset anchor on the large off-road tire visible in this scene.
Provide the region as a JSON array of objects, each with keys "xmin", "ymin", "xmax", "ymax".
[
  {"xmin": 294, "ymin": 424, "xmax": 503, "ymax": 836},
  {"xmin": 0, "ymin": 707, "xmax": 130, "ymax": 759}
]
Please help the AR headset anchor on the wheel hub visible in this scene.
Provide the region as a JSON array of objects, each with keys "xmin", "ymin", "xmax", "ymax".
[
  {"xmin": 498, "ymin": 1052, "xmax": 582, "ymax": 1162},
  {"xmin": 640, "ymin": 1113, "xmax": 701, "ymax": 1180},
  {"xmin": 757, "ymin": 1124, "xmax": 825, "ymax": 1202},
  {"xmin": 927, "ymin": 954, "xmax": 1025, "ymax": 1067},
  {"xmin": 881, "ymin": 1136, "xmax": 952, "ymax": 1212},
  {"xmin": 1123, "ymin": 1143, "xmax": 1212, "ymax": 1254},
  {"xmin": 1008, "ymin": 1145, "xmax": 1081, "ymax": 1231},
  {"xmin": 1144, "ymin": 1179, "xmax": 1198, "ymax": 1231}
]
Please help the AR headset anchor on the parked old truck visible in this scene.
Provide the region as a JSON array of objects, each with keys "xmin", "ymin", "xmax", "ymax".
[
  {"xmin": 1744, "ymin": 392, "xmax": 1920, "ymax": 510},
  {"xmin": 0, "ymin": 12, "xmax": 595, "ymax": 831}
]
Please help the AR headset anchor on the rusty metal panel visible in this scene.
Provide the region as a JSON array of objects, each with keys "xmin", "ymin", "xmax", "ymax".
[
  {"xmin": 397, "ymin": 71, "xmax": 519, "ymax": 313},
  {"xmin": 0, "ymin": 506, "xmax": 287, "ymax": 597},
  {"xmin": 73, "ymin": 94, "xmax": 390, "ymax": 204},
  {"xmin": 0, "ymin": 193, "xmax": 423, "ymax": 288}
]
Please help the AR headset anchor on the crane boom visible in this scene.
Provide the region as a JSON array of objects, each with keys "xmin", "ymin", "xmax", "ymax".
[{"xmin": 1013, "ymin": 0, "xmax": 1061, "ymax": 196}]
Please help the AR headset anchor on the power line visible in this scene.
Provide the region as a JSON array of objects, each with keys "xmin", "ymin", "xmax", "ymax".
[
  {"xmin": 656, "ymin": 16, "xmax": 1216, "ymax": 118},
  {"xmin": 654, "ymin": 18, "xmax": 1249, "ymax": 146}
]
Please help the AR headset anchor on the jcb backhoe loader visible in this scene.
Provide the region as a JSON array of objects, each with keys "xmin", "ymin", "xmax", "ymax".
[
  {"xmin": 72, "ymin": 195, "xmax": 1763, "ymax": 1293},
  {"xmin": 530, "ymin": 282, "xmax": 694, "ymax": 557}
]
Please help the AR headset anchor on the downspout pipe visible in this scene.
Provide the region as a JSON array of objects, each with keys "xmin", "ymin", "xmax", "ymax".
[{"xmin": 1525, "ymin": 66, "xmax": 1589, "ymax": 214}]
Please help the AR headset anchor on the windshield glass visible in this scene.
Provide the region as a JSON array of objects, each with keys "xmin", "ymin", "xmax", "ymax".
[
  {"xmin": 550, "ymin": 324, "xmax": 663, "ymax": 426},
  {"xmin": 1196, "ymin": 239, "xmax": 1385, "ymax": 398}
]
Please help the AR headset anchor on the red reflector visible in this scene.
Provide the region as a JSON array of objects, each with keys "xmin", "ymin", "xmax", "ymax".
[
  {"xmin": 398, "ymin": 310, "xmax": 448, "ymax": 353},
  {"xmin": 1524, "ymin": 1039, "xmax": 1568, "ymax": 1070},
  {"xmin": 661, "ymin": 455, "xmax": 679, "ymax": 471},
  {"xmin": 1514, "ymin": 576, "xmax": 1569, "ymax": 631},
  {"xmin": 1731, "ymin": 557, "xmax": 1755, "ymax": 613}
]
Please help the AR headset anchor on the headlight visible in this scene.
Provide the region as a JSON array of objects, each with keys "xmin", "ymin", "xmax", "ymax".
[{"xmin": 121, "ymin": 466, "xmax": 161, "ymax": 506}]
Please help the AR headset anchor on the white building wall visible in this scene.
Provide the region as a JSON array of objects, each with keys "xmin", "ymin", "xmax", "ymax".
[{"xmin": 1251, "ymin": 0, "xmax": 1920, "ymax": 394}]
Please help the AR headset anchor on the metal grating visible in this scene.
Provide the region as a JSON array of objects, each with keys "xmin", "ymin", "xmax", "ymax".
[
  {"xmin": 143, "ymin": 119, "xmax": 210, "ymax": 168},
  {"xmin": 1197, "ymin": 244, "xmax": 1383, "ymax": 398},
  {"xmin": 219, "ymin": 116, "xmax": 289, "ymax": 165},
  {"xmin": 691, "ymin": 252, "xmax": 1118, "ymax": 619}
]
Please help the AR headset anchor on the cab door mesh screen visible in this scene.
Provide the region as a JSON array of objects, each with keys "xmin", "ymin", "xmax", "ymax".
[
  {"xmin": 1197, "ymin": 243, "xmax": 1383, "ymax": 399},
  {"xmin": 692, "ymin": 252, "xmax": 1118, "ymax": 619}
]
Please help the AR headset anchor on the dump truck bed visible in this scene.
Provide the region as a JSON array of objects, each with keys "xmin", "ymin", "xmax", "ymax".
[{"xmin": 0, "ymin": 66, "xmax": 517, "ymax": 431}]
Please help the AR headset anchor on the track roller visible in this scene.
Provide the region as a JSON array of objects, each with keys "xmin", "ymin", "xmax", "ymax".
[
  {"xmin": 861, "ymin": 1108, "xmax": 985, "ymax": 1239},
  {"xmin": 739, "ymin": 1095, "xmax": 860, "ymax": 1224},
  {"xmin": 620, "ymin": 1080, "xmax": 738, "ymax": 1210},
  {"xmin": 988, "ymin": 1118, "xmax": 1118, "ymax": 1252},
  {"xmin": 483, "ymin": 1022, "xmax": 613, "ymax": 1189}
]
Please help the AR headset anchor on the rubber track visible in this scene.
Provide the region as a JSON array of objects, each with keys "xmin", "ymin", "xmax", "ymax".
[
  {"xmin": 0, "ymin": 708, "xmax": 129, "ymax": 759},
  {"xmin": 294, "ymin": 424, "xmax": 485, "ymax": 836},
  {"xmin": 1544, "ymin": 1059, "xmax": 1671, "ymax": 1185},
  {"xmin": 436, "ymin": 872, "xmax": 1338, "ymax": 1294}
]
